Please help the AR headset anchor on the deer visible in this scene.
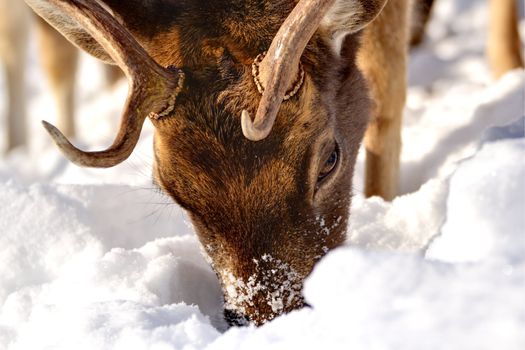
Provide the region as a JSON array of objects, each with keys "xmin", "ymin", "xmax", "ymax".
[
  {"xmin": 0, "ymin": 0, "xmax": 121, "ymax": 154},
  {"xmin": 410, "ymin": 0, "xmax": 524, "ymax": 79},
  {"xmin": 1, "ymin": 0, "xmax": 79, "ymax": 152},
  {"xmin": 0, "ymin": 0, "xmax": 30, "ymax": 152},
  {"xmin": 23, "ymin": 0, "xmax": 523, "ymax": 326}
]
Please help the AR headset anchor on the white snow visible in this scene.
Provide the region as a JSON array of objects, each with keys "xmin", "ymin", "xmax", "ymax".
[{"xmin": 1, "ymin": 0, "xmax": 524, "ymax": 349}]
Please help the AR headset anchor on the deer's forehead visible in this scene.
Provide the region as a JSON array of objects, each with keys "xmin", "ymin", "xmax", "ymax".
[
  {"xmin": 154, "ymin": 138, "xmax": 308, "ymax": 226},
  {"xmin": 155, "ymin": 120, "xmax": 311, "ymax": 186},
  {"xmin": 152, "ymin": 106, "xmax": 322, "ymax": 213},
  {"xmin": 155, "ymin": 76, "xmax": 329, "ymax": 161}
]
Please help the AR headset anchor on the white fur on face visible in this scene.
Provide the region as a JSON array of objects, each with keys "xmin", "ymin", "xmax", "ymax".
[{"xmin": 320, "ymin": 0, "xmax": 365, "ymax": 55}]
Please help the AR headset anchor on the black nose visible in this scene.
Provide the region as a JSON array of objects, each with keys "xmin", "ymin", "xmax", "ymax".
[{"xmin": 224, "ymin": 308, "xmax": 250, "ymax": 327}]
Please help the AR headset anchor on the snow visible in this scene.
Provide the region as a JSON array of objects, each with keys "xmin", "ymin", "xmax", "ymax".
[{"xmin": 1, "ymin": 0, "xmax": 524, "ymax": 349}]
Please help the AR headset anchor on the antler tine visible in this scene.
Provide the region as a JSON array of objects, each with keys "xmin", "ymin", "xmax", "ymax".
[
  {"xmin": 37, "ymin": 0, "xmax": 184, "ymax": 167},
  {"xmin": 241, "ymin": 0, "xmax": 336, "ymax": 142}
]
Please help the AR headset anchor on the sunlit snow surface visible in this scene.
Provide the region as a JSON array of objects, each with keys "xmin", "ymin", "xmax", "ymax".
[{"xmin": 1, "ymin": 0, "xmax": 524, "ymax": 349}]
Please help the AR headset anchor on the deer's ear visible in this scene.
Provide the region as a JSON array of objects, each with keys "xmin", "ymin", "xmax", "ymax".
[
  {"xmin": 322, "ymin": 0, "xmax": 387, "ymax": 34},
  {"xmin": 25, "ymin": 0, "xmax": 114, "ymax": 64},
  {"xmin": 321, "ymin": 0, "xmax": 387, "ymax": 54}
]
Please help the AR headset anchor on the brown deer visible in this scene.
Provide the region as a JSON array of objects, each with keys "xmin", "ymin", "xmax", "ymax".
[
  {"xmin": 0, "ymin": 0, "xmax": 121, "ymax": 154},
  {"xmin": 1, "ymin": 0, "xmax": 79, "ymax": 152},
  {"xmin": 0, "ymin": 0, "xmax": 30, "ymax": 151},
  {"xmin": 24, "ymin": 0, "xmax": 523, "ymax": 326},
  {"xmin": 410, "ymin": 0, "xmax": 524, "ymax": 78}
]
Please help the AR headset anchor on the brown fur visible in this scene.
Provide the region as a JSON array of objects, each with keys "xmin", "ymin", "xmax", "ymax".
[
  {"xmin": 90, "ymin": 0, "xmax": 372, "ymax": 325},
  {"xmin": 24, "ymin": 0, "xmax": 524, "ymax": 326},
  {"xmin": 487, "ymin": 0, "xmax": 524, "ymax": 79},
  {"xmin": 150, "ymin": 19, "xmax": 370, "ymax": 324},
  {"xmin": 358, "ymin": 0, "xmax": 411, "ymax": 200}
]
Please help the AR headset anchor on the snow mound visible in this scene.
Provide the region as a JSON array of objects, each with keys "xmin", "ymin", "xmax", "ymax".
[{"xmin": 0, "ymin": 183, "xmax": 225, "ymax": 348}]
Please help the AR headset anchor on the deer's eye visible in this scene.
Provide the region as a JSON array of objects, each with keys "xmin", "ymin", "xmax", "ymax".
[{"xmin": 318, "ymin": 144, "xmax": 339, "ymax": 182}]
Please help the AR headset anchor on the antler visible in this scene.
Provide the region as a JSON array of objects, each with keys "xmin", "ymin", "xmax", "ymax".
[
  {"xmin": 242, "ymin": 0, "xmax": 387, "ymax": 142},
  {"xmin": 29, "ymin": 0, "xmax": 184, "ymax": 167},
  {"xmin": 241, "ymin": 0, "xmax": 335, "ymax": 141}
]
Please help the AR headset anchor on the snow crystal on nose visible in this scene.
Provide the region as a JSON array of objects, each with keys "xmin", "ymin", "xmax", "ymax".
[{"xmin": 220, "ymin": 254, "xmax": 304, "ymax": 325}]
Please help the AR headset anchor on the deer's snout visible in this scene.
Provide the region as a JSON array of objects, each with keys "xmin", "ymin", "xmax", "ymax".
[{"xmin": 217, "ymin": 254, "xmax": 307, "ymax": 326}]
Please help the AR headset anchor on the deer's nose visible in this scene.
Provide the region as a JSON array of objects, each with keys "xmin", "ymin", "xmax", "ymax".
[{"xmin": 223, "ymin": 308, "xmax": 250, "ymax": 327}]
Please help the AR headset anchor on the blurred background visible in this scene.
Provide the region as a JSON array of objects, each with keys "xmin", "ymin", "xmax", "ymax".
[{"xmin": 0, "ymin": 0, "xmax": 153, "ymax": 186}]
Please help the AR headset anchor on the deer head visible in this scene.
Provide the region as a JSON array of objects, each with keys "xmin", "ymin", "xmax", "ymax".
[{"xmin": 26, "ymin": 0, "xmax": 386, "ymax": 325}]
